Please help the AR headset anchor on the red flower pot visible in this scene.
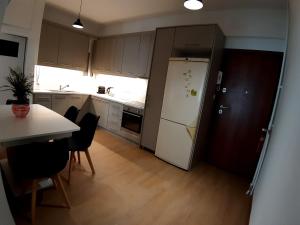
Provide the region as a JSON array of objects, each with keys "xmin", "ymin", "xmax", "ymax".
[{"xmin": 12, "ymin": 104, "xmax": 30, "ymax": 118}]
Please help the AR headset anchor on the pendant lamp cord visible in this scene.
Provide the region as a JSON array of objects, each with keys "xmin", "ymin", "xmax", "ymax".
[{"xmin": 78, "ymin": 0, "xmax": 83, "ymax": 18}]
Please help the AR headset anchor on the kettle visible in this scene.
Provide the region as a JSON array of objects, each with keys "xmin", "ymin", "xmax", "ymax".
[{"xmin": 97, "ymin": 86, "xmax": 105, "ymax": 94}]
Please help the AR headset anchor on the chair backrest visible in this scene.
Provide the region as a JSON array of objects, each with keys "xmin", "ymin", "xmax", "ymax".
[
  {"xmin": 73, "ymin": 113, "xmax": 100, "ymax": 149},
  {"xmin": 6, "ymin": 99, "xmax": 16, "ymax": 105},
  {"xmin": 7, "ymin": 139, "xmax": 69, "ymax": 179},
  {"xmin": 64, "ymin": 106, "xmax": 79, "ymax": 123}
]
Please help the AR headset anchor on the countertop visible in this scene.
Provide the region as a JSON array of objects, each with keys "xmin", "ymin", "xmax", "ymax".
[{"xmin": 33, "ymin": 89, "xmax": 145, "ymax": 109}]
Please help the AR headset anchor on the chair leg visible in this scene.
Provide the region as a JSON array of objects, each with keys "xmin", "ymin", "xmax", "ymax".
[
  {"xmin": 77, "ymin": 151, "xmax": 81, "ymax": 165},
  {"xmin": 31, "ymin": 180, "xmax": 38, "ymax": 225},
  {"xmin": 85, "ymin": 150, "xmax": 95, "ymax": 174},
  {"xmin": 68, "ymin": 152, "xmax": 75, "ymax": 183},
  {"xmin": 54, "ymin": 174, "xmax": 71, "ymax": 208}
]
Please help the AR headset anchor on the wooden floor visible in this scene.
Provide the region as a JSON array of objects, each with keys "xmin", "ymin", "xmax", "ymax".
[{"xmin": 11, "ymin": 129, "xmax": 251, "ymax": 225}]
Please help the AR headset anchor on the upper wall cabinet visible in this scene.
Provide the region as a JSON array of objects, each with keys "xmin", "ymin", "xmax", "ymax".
[
  {"xmin": 172, "ymin": 25, "xmax": 216, "ymax": 56},
  {"xmin": 92, "ymin": 31, "xmax": 155, "ymax": 78},
  {"xmin": 138, "ymin": 32, "xmax": 155, "ymax": 78},
  {"xmin": 92, "ymin": 36, "xmax": 124, "ymax": 73},
  {"xmin": 38, "ymin": 21, "xmax": 90, "ymax": 71},
  {"xmin": 38, "ymin": 22, "xmax": 60, "ymax": 65},
  {"xmin": 58, "ymin": 29, "xmax": 90, "ymax": 70},
  {"xmin": 121, "ymin": 33, "xmax": 141, "ymax": 76}
]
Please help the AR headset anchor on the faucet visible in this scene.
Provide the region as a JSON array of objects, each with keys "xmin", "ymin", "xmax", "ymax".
[
  {"xmin": 59, "ymin": 84, "xmax": 69, "ymax": 91},
  {"xmin": 107, "ymin": 87, "xmax": 114, "ymax": 95}
]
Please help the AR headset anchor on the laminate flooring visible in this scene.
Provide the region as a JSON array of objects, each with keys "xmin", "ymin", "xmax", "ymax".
[{"xmin": 12, "ymin": 129, "xmax": 252, "ymax": 225}]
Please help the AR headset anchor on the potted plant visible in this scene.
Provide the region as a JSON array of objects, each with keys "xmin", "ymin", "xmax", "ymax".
[{"xmin": 0, "ymin": 68, "xmax": 33, "ymax": 118}]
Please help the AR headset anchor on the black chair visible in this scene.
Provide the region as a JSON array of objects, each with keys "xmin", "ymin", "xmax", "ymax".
[
  {"xmin": 6, "ymin": 99, "xmax": 16, "ymax": 105},
  {"xmin": 67, "ymin": 113, "xmax": 100, "ymax": 182},
  {"xmin": 64, "ymin": 106, "xmax": 79, "ymax": 123},
  {"xmin": 7, "ymin": 139, "xmax": 71, "ymax": 225}
]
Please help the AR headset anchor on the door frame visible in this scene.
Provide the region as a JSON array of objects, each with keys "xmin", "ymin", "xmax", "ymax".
[{"xmin": 248, "ymin": 46, "xmax": 288, "ymax": 194}]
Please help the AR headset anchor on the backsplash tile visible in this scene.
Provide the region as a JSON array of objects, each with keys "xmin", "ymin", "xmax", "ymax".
[{"xmin": 34, "ymin": 65, "xmax": 148, "ymax": 103}]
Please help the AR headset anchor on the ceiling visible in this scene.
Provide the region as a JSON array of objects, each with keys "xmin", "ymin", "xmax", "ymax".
[{"xmin": 46, "ymin": 0, "xmax": 287, "ymax": 24}]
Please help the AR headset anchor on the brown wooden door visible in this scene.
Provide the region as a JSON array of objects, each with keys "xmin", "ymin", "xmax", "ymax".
[{"xmin": 207, "ymin": 49, "xmax": 283, "ymax": 177}]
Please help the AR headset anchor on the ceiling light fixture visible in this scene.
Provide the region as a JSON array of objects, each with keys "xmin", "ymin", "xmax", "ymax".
[
  {"xmin": 184, "ymin": 0, "xmax": 203, "ymax": 10},
  {"xmin": 72, "ymin": 0, "xmax": 84, "ymax": 29}
]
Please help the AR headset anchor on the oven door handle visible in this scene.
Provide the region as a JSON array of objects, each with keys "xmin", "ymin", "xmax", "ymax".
[{"xmin": 123, "ymin": 111, "xmax": 142, "ymax": 118}]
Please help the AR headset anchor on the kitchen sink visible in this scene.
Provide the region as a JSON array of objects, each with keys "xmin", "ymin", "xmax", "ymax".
[{"xmin": 48, "ymin": 90, "xmax": 77, "ymax": 93}]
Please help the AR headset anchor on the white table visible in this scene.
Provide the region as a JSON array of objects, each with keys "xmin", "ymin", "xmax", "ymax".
[
  {"xmin": 0, "ymin": 104, "xmax": 80, "ymax": 147},
  {"xmin": 0, "ymin": 104, "xmax": 80, "ymax": 224}
]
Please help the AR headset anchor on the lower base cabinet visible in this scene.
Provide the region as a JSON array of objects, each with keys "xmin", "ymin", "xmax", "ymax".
[
  {"xmin": 33, "ymin": 93, "xmax": 87, "ymax": 116},
  {"xmin": 90, "ymin": 97, "xmax": 109, "ymax": 129},
  {"xmin": 52, "ymin": 94, "xmax": 84, "ymax": 115},
  {"xmin": 107, "ymin": 102, "xmax": 123, "ymax": 133},
  {"xmin": 34, "ymin": 93, "xmax": 139, "ymax": 143},
  {"xmin": 33, "ymin": 94, "xmax": 52, "ymax": 109}
]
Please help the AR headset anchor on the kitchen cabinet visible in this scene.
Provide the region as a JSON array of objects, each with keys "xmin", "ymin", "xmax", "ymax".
[
  {"xmin": 138, "ymin": 32, "xmax": 155, "ymax": 78},
  {"xmin": 141, "ymin": 28, "xmax": 175, "ymax": 151},
  {"xmin": 58, "ymin": 29, "xmax": 90, "ymax": 71},
  {"xmin": 172, "ymin": 25, "xmax": 215, "ymax": 56},
  {"xmin": 121, "ymin": 33, "xmax": 141, "ymax": 76},
  {"xmin": 91, "ymin": 97, "xmax": 109, "ymax": 129},
  {"xmin": 92, "ymin": 31, "xmax": 154, "ymax": 78},
  {"xmin": 38, "ymin": 21, "xmax": 90, "ymax": 71},
  {"xmin": 141, "ymin": 25, "xmax": 225, "ymax": 153},
  {"xmin": 52, "ymin": 94, "xmax": 84, "ymax": 115},
  {"xmin": 107, "ymin": 102, "xmax": 123, "ymax": 133},
  {"xmin": 33, "ymin": 93, "xmax": 52, "ymax": 109},
  {"xmin": 92, "ymin": 38, "xmax": 112, "ymax": 72},
  {"xmin": 38, "ymin": 22, "xmax": 60, "ymax": 66},
  {"xmin": 111, "ymin": 37, "xmax": 124, "ymax": 73},
  {"xmin": 92, "ymin": 37, "xmax": 124, "ymax": 74}
]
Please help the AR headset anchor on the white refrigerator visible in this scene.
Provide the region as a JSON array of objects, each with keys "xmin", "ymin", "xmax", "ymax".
[{"xmin": 155, "ymin": 58, "xmax": 209, "ymax": 170}]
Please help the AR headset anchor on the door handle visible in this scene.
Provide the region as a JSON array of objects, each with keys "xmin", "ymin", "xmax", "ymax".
[{"xmin": 220, "ymin": 105, "xmax": 230, "ymax": 109}]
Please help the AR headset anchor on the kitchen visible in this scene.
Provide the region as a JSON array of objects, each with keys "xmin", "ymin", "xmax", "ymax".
[{"xmin": 0, "ymin": 0, "xmax": 295, "ymax": 225}]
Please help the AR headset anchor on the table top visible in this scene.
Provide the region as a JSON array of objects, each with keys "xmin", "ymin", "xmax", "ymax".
[{"xmin": 0, "ymin": 104, "xmax": 80, "ymax": 146}]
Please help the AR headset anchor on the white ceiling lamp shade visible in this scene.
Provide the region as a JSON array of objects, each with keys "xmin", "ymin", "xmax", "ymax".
[
  {"xmin": 72, "ymin": 0, "xmax": 84, "ymax": 29},
  {"xmin": 184, "ymin": 0, "xmax": 204, "ymax": 10}
]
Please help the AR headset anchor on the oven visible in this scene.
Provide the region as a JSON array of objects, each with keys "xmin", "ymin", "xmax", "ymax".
[{"xmin": 121, "ymin": 105, "xmax": 143, "ymax": 134}]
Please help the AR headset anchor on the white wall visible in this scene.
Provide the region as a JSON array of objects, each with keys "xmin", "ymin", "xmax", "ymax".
[
  {"xmin": 1, "ymin": 0, "xmax": 45, "ymax": 76},
  {"xmin": 100, "ymin": 9, "xmax": 288, "ymax": 52},
  {"xmin": 43, "ymin": 4, "xmax": 101, "ymax": 37},
  {"xmin": 249, "ymin": 1, "xmax": 300, "ymax": 225}
]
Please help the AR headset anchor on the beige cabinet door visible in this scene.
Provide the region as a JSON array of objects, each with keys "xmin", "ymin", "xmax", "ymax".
[
  {"xmin": 92, "ymin": 39, "xmax": 105, "ymax": 72},
  {"xmin": 173, "ymin": 25, "xmax": 215, "ymax": 54},
  {"xmin": 33, "ymin": 94, "xmax": 52, "ymax": 109},
  {"xmin": 111, "ymin": 37, "xmax": 124, "ymax": 74},
  {"xmin": 52, "ymin": 94, "xmax": 83, "ymax": 115},
  {"xmin": 91, "ymin": 98, "xmax": 109, "ymax": 128},
  {"xmin": 107, "ymin": 102, "xmax": 123, "ymax": 133},
  {"xmin": 141, "ymin": 28, "xmax": 175, "ymax": 151},
  {"xmin": 92, "ymin": 38, "xmax": 114, "ymax": 73},
  {"xmin": 52, "ymin": 95, "xmax": 68, "ymax": 115},
  {"xmin": 58, "ymin": 29, "xmax": 90, "ymax": 71},
  {"xmin": 38, "ymin": 22, "xmax": 60, "ymax": 66},
  {"xmin": 122, "ymin": 34, "xmax": 141, "ymax": 76},
  {"xmin": 137, "ymin": 31, "xmax": 155, "ymax": 78}
]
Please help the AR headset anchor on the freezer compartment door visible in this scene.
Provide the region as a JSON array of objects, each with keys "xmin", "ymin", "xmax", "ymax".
[
  {"xmin": 161, "ymin": 60, "xmax": 209, "ymax": 126},
  {"xmin": 155, "ymin": 119, "xmax": 194, "ymax": 170}
]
